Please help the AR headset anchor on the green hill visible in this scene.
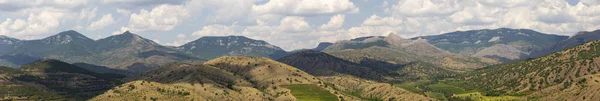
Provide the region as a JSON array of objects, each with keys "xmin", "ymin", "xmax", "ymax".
[{"xmin": 459, "ymin": 40, "xmax": 600, "ymax": 100}]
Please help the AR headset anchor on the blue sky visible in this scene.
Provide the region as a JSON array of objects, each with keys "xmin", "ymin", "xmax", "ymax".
[{"xmin": 1, "ymin": 0, "xmax": 599, "ymax": 50}]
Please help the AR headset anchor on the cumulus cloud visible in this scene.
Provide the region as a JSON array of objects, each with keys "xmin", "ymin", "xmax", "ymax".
[
  {"xmin": 191, "ymin": 24, "xmax": 239, "ymax": 37},
  {"xmin": 125, "ymin": 4, "xmax": 190, "ymax": 32},
  {"xmin": 116, "ymin": 8, "xmax": 131, "ymax": 16},
  {"xmin": 78, "ymin": 7, "xmax": 97, "ymax": 22},
  {"xmin": 163, "ymin": 33, "xmax": 191, "ymax": 46},
  {"xmin": 0, "ymin": 10, "xmax": 65, "ymax": 39},
  {"xmin": 0, "ymin": 0, "xmax": 87, "ymax": 12},
  {"xmin": 277, "ymin": 16, "xmax": 311, "ymax": 32},
  {"xmin": 387, "ymin": 0, "xmax": 462, "ymax": 17},
  {"xmin": 87, "ymin": 14, "xmax": 116, "ymax": 30},
  {"xmin": 186, "ymin": 0, "xmax": 256, "ymax": 24},
  {"xmin": 362, "ymin": 14, "xmax": 403, "ymax": 26},
  {"xmin": 241, "ymin": 16, "xmax": 352, "ymax": 50},
  {"xmin": 252, "ymin": 0, "xmax": 359, "ymax": 16},
  {"xmin": 319, "ymin": 14, "xmax": 345, "ymax": 30},
  {"xmin": 102, "ymin": 0, "xmax": 187, "ymax": 8}
]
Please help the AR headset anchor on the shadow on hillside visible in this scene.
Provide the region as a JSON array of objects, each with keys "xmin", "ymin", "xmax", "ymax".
[
  {"xmin": 9, "ymin": 60, "xmax": 127, "ymax": 100},
  {"xmin": 0, "ymin": 54, "xmax": 40, "ymax": 67}
]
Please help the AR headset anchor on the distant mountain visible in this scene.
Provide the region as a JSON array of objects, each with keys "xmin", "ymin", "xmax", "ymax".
[
  {"xmin": 531, "ymin": 29, "xmax": 600, "ymax": 58},
  {"xmin": 95, "ymin": 31, "xmax": 161, "ymax": 52},
  {"xmin": 312, "ymin": 42, "xmax": 332, "ymax": 51},
  {"xmin": 460, "ymin": 40, "xmax": 600, "ymax": 100},
  {"xmin": 0, "ymin": 59, "xmax": 124, "ymax": 100},
  {"xmin": 324, "ymin": 33, "xmax": 498, "ymax": 71},
  {"xmin": 417, "ymin": 28, "xmax": 568, "ymax": 61},
  {"xmin": 178, "ymin": 36, "xmax": 287, "ymax": 59},
  {"xmin": 89, "ymin": 31, "xmax": 202, "ymax": 73},
  {"xmin": 279, "ymin": 50, "xmax": 457, "ymax": 82},
  {"xmin": 278, "ymin": 50, "xmax": 385, "ymax": 81},
  {"xmin": 0, "ymin": 31, "xmax": 203, "ymax": 73},
  {"xmin": 0, "ymin": 35, "xmax": 20, "ymax": 55},
  {"xmin": 10, "ymin": 30, "xmax": 95, "ymax": 57}
]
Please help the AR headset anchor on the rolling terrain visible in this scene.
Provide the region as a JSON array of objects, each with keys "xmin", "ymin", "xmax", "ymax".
[
  {"xmin": 279, "ymin": 50, "xmax": 457, "ymax": 83},
  {"xmin": 0, "ymin": 59, "xmax": 124, "ymax": 100},
  {"xmin": 92, "ymin": 56, "xmax": 435, "ymax": 101},
  {"xmin": 458, "ymin": 40, "xmax": 600, "ymax": 100}
]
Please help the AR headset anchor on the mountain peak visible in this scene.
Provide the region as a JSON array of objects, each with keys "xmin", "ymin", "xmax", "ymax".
[
  {"xmin": 42, "ymin": 30, "xmax": 93, "ymax": 44},
  {"xmin": 99, "ymin": 31, "xmax": 159, "ymax": 46},
  {"xmin": 122, "ymin": 31, "xmax": 133, "ymax": 35},
  {"xmin": 0, "ymin": 35, "xmax": 19, "ymax": 44},
  {"xmin": 313, "ymin": 42, "xmax": 333, "ymax": 51}
]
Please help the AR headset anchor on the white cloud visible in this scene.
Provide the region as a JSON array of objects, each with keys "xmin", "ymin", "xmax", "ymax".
[
  {"xmin": 0, "ymin": 10, "xmax": 65, "ymax": 39},
  {"xmin": 252, "ymin": 0, "xmax": 359, "ymax": 16},
  {"xmin": 116, "ymin": 8, "xmax": 131, "ymax": 15},
  {"xmin": 387, "ymin": 0, "xmax": 462, "ymax": 17},
  {"xmin": 102, "ymin": 0, "xmax": 187, "ymax": 8},
  {"xmin": 580, "ymin": 0, "xmax": 600, "ymax": 6},
  {"xmin": 319, "ymin": 14, "xmax": 345, "ymax": 30},
  {"xmin": 87, "ymin": 14, "xmax": 116, "ymax": 30},
  {"xmin": 242, "ymin": 17, "xmax": 351, "ymax": 50},
  {"xmin": 362, "ymin": 14, "xmax": 403, "ymax": 26},
  {"xmin": 277, "ymin": 16, "xmax": 310, "ymax": 32},
  {"xmin": 191, "ymin": 24, "xmax": 239, "ymax": 37},
  {"xmin": 176, "ymin": 33, "xmax": 186, "ymax": 39},
  {"xmin": 164, "ymin": 33, "xmax": 191, "ymax": 46},
  {"xmin": 111, "ymin": 27, "xmax": 129, "ymax": 35},
  {"xmin": 186, "ymin": 0, "xmax": 255, "ymax": 24},
  {"xmin": 125, "ymin": 4, "xmax": 190, "ymax": 32},
  {"xmin": 53, "ymin": 0, "xmax": 88, "ymax": 8}
]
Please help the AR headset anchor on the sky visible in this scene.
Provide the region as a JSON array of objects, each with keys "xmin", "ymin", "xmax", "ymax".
[{"xmin": 0, "ymin": 0, "xmax": 599, "ymax": 51}]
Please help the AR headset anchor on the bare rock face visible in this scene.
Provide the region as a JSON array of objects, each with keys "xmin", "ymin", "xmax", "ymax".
[{"xmin": 474, "ymin": 44, "xmax": 529, "ymax": 62}]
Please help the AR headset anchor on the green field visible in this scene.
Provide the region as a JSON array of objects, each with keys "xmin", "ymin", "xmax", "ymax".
[
  {"xmin": 425, "ymin": 92, "xmax": 448, "ymax": 101},
  {"xmin": 282, "ymin": 84, "xmax": 338, "ymax": 101},
  {"xmin": 426, "ymin": 83, "xmax": 473, "ymax": 95},
  {"xmin": 451, "ymin": 92, "xmax": 525, "ymax": 101}
]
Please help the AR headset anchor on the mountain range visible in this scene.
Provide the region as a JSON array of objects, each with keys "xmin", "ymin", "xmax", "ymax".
[
  {"xmin": 0, "ymin": 31, "xmax": 285, "ymax": 73},
  {"xmin": 1, "ymin": 28, "xmax": 600, "ymax": 101}
]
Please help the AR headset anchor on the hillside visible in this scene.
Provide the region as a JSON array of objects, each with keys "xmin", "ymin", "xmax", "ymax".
[
  {"xmin": 93, "ymin": 56, "xmax": 435, "ymax": 101},
  {"xmin": 0, "ymin": 59, "xmax": 124, "ymax": 100},
  {"xmin": 324, "ymin": 33, "xmax": 497, "ymax": 71},
  {"xmin": 313, "ymin": 42, "xmax": 333, "ymax": 51},
  {"xmin": 0, "ymin": 35, "xmax": 20, "ymax": 55},
  {"xmin": 93, "ymin": 57, "xmax": 333, "ymax": 101},
  {"xmin": 279, "ymin": 50, "xmax": 457, "ymax": 83},
  {"xmin": 417, "ymin": 28, "xmax": 568, "ymax": 61},
  {"xmin": 278, "ymin": 50, "xmax": 385, "ymax": 81},
  {"xmin": 460, "ymin": 40, "xmax": 600, "ymax": 99},
  {"xmin": 531, "ymin": 29, "xmax": 600, "ymax": 58},
  {"xmin": 178, "ymin": 36, "xmax": 288, "ymax": 59}
]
